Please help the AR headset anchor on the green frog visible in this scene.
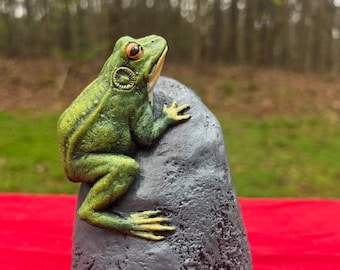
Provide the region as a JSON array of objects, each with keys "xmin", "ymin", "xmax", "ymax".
[{"xmin": 57, "ymin": 35, "xmax": 190, "ymax": 241}]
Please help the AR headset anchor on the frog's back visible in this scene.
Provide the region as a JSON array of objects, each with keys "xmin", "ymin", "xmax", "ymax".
[{"xmin": 57, "ymin": 78, "xmax": 109, "ymax": 159}]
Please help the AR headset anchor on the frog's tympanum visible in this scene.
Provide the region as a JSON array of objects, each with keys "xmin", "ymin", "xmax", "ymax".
[{"xmin": 57, "ymin": 35, "xmax": 190, "ymax": 241}]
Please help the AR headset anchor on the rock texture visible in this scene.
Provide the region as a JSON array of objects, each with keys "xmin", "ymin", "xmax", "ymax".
[{"xmin": 72, "ymin": 77, "xmax": 253, "ymax": 270}]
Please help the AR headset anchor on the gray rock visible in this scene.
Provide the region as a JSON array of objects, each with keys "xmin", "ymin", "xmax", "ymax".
[{"xmin": 72, "ymin": 77, "xmax": 253, "ymax": 270}]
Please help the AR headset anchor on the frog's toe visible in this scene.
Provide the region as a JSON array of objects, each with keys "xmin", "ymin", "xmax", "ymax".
[
  {"xmin": 170, "ymin": 100, "xmax": 178, "ymax": 108},
  {"xmin": 130, "ymin": 223, "xmax": 175, "ymax": 241},
  {"xmin": 177, "ymin": 103, "xmax": 190, "ymax": 112},
  {"xmin": 134, "ymin": 216, "xmax": 170, "ymax": 224},
  {"xmin": 174, "ymin": 113, "xmax": 191, "ymax": 121},
  {"xmin": 129, "ymin": 210, "xmax": 160, "ymax": 219},
  {"xmin": 130, "ymin": 231, "xmax": 165, "ymax": 241},
  {"xmin": 133, "ymin": 223, "xmax": 175, "ymax": 232}
]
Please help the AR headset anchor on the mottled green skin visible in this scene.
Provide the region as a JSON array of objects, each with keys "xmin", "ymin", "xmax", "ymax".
[{"xmin": 57, "ymin": 35, "xmax": 190, "ymax": 240}]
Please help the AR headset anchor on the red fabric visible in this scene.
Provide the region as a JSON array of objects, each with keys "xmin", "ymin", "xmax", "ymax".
[
  {"xmin": 0, "ymin": 194, "xmax": 339, "ymax": 270},
  {"xmin": 240, "ymin": 199, "xmax": 340, "ymax": 269}
]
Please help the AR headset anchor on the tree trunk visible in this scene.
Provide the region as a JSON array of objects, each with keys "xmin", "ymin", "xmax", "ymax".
[
  {"xmin": 310, "ymin": 1, "xmax": 322, "ymax": 72},
  {"xmin": 192, "ymin": 0, "xmax": 202, "ymax": 73},
  {"xmin": 211, "ymin": 0, "xmax": 224, "ymax": 63},
  {"xmin": 227, "ymin": 0, "xmax": 238, "ymax": 63},
  {"xmin": 59, "ymin": 0, "xmax": 72, "ymax": 55},
  {"xmin": 244, "ymin": 0, "xmax": 255, "ymax": 63}
]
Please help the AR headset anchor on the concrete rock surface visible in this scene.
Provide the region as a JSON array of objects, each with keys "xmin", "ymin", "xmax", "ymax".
[{"xmin": 72, "ymin": 77, "xmax": 253, "ymax": 270}]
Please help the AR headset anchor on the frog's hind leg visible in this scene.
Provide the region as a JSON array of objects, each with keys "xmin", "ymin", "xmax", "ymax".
[
  {"xmin": 75, "ymin": 154, "xmax": 139, "ymax": 222},
  {"xmin": 73, "ymin": 154, "xmax": 174, "ymax": 240}
]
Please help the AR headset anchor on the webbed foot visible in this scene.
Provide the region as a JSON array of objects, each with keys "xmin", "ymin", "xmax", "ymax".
[
  {"xmin": 163, "ymin": 100, "xmax": 191, "ymax": 122},
  {"xmin": 127, "ymin": 210, "xmax": 175, "ymax": 241}
]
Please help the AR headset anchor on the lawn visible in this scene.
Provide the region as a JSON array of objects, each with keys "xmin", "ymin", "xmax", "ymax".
[
  {"xmin": 219, "ymin": 114, "xmax": 340, "ymax": 198},
  {"xmin": 0, "ymin": 111, "xmax": 77, "ymax": 194},
  {"xmin": 1, "ymin": 110, "xmax": 339, "ymax": 198}
]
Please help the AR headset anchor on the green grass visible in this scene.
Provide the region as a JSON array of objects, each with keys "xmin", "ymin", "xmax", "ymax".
[
  {"xmin": 218, "ymin": 114, "xmax": 340, "ymax": 198},
  {"xmin": 1, "ymin": 111, "xmax": 339, "ymax": 197},
  {"xmin": 0, "ymin": 111, "xmax": 77, "ymax": 194}
]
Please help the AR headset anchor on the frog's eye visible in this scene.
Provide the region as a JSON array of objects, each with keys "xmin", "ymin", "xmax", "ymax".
[{"xmin": 126, "ymin": 42, "xmax": 143, "ymax": 60}]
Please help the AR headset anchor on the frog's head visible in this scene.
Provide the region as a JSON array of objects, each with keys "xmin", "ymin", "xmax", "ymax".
[{"xmin": 102, "ymin": 35, "xmax": 168, "ymax": 105}]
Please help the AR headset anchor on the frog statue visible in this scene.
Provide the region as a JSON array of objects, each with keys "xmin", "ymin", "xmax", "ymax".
[{"xmin": 57, "ymin": 35, "xmax": 190, "ymax": 241}]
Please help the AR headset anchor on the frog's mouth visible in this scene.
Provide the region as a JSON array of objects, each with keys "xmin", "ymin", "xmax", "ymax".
[{"xmin": 147, "ymin": 46, "xmax": 168, "ymax": 105}]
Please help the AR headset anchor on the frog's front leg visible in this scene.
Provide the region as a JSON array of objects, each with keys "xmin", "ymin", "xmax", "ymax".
[{"xmin": 71, "ymin": 154, "xmax": 174, "ymax": 241}]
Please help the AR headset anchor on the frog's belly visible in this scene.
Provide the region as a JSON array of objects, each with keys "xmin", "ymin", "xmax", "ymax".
[{"xmin": 77, "ymin": 122, "xmax": 135, "ymax": 155}]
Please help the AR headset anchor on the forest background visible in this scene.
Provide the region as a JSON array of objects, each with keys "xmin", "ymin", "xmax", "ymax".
[
  {"xmin": 3, "ymin": 0, "xmax": 340, "ymax": 72},
  {"xmin": 1, "ymin": 0, "xmax": 340, "ymax": 198}
]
